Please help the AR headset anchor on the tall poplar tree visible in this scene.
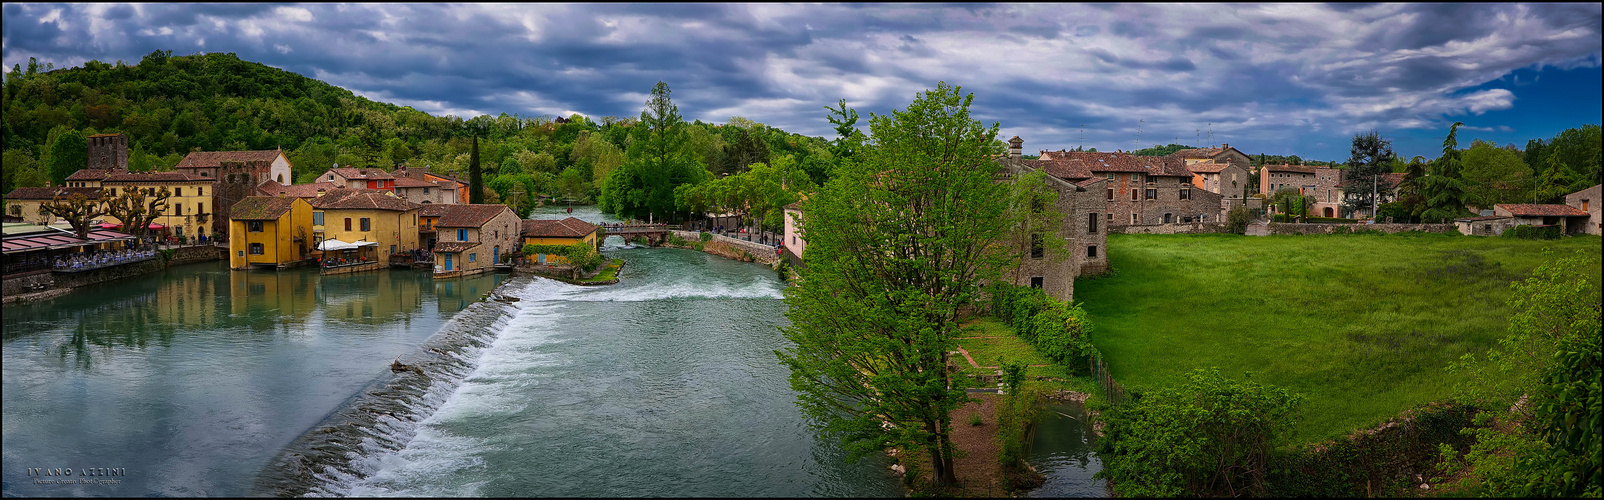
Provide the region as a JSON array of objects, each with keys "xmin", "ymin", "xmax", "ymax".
[
  {"xmin": 777, "ymin": 83, "xmax": 1031, "ymax": 487},
  {"xmin": 599, "ymin": 81, "xmax": 708, "ymax": 222}
]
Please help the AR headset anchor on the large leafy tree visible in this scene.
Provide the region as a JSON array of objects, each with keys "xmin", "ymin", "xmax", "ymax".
[
  {"xmin": 38, "ymin": 189, "xmax": 108, "ymax": 239},
  {"xmin": 1416, "ymin": 122, "xmax": 1473, "ymax": 222},
  {"xmin": 104, "ymin": 186, "xmax": 171, "ymax": 243},
  {"xmin": 599, "ymin": 81, "xmax": 709, "ymax": 222},
  {"xmin": 1462, "ymin": 139, "xmax": 1533, "ymax": 207},
  {"xmin": 1342, "ymin": 129, "xmax": 1396, "ymax": 217},
  {"xmin": 47, "ymin": 128, "xmax": 89, "ymax": 186},
  {"xmin": 776, "ymin": 82, "xmax": 1024, "ymax": 487}
]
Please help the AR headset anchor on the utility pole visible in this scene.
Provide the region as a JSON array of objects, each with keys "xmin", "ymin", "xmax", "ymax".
[
  {"xmin": 1136, "ymin": 119, "xmax": 1143, "ymax": 151},
  {"xmin": 1372, "ymin": 173, "xmax": 1378, "ymax": 221}
]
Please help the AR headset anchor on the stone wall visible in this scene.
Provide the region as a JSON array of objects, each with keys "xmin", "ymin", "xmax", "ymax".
[
  {"xmin": 1265, "ymin": 222, "xmax": 1456, "ymax": 235},
  {"xmin": 669, "ymin": 230, "xmax": 781, "ymax": 267},
  {"xmin": 1111, "ymin": 222, "xmax": 1231, "ymax": 235}
]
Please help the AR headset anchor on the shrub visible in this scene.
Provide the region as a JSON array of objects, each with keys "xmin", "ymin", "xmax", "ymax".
[
  {"xmin": 988, "ymin": 283, "xmax": 1096, "ymax": 367},
  {"xmin": 1096, "ymin": 368, "xmax": 1303, "ymax": 497},
  {"xmin": 1502, "ymin": 224, "xmax": 1561, "ymax": 240},
  {"xmin": 699, "ymin": 231, "xmax": 713, "ymax": 242},
  {"xmin": 1226, "ymin": 205, "xmax": 1251, "ymax": 235}
]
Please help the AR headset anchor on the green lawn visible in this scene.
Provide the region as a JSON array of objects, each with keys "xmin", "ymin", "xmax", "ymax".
[
  {"xmin": 954, "ymin": 317, "xmax": 1099, "ymax": 396},
  {"xmin": 1075, "ymin": 232, "xmax": 1602, "ymax": 443}
]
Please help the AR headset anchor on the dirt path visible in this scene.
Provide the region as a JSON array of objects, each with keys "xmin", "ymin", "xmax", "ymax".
[{"xmin": 947, "ymin": 393, "xmax": 1008, "ymax": 498}]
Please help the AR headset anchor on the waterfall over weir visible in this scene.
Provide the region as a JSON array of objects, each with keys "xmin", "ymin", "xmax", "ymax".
[{"xmin": 252, "ymin": 276, "xmax": 533, "ymax": 497}]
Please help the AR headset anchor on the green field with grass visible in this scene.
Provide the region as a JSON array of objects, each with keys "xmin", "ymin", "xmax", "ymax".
[
  {"xmin": 953, "ymin": 318, "xmax": 1099, "ymax": 396},
  {"xmin": 1074, "ymin": 232, "xmax": 1602, "ymax": 443}
]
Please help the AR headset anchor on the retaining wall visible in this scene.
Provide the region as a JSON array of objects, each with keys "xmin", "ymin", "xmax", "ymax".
[
  {"xmin": 1110, "ymin": 222, "xmax": 1230, "ymax": 235},
  {"xmin": 1266, "ymin": 222, "xmax": 1456, "ymax": 235},
  {"xmin": 2, "ymin": 245, "xmax": 225, "ymax": 304},
  {"xmin": 668, "ymin": 230, "xmax": 781, "ymax": 267}
]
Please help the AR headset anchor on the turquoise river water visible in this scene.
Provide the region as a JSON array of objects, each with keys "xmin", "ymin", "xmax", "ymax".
[{"xmin": 2, "ymin": 205, "xmax": 1099, "ymax": 497}]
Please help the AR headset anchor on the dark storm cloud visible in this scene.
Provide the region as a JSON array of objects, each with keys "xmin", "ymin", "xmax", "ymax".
[{"xmin": 1, "ymin": 3, "xmax": 1599, "ymax": 159}]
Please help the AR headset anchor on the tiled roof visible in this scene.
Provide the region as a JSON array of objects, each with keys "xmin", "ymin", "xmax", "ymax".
[
  {"xmin": 1170, "ymin": 148, "xmax": 1224, "ymax": 159},
  {"xmin": 1456, "ymin": 215, "xmax": 1512, "ymax": 222},
  {"xmin": 309, "ymin": 190, "xmax": 420, "ymax": 211},
  {"xmin": 419, "ymin": 204, "xmax": 452, "ymax": 217},
  {"xmin": 1380, "ymin": 172, "xmax": 1407, "ymax": 188},
  {"xmin": 103, "ymin": 172, "xmax": 211, "ymax": 183},
  {"xmin": 434, "ymin": 204, "xmax": 514, "ymax": 228},
  {"xmin": 432, "ymin": 241, "xmax": 480, "ymax": 253},
  {"xmin": 522, "ymin": 217, "xmax": 598, "ymax": 238},
  {"xmin": 1186, "ymin": 161, "xmax": 1234, "ymax": 174},
  {"xmin": 174, "ymin": 150, "xmax": 284, "ymax": 169},
  {"xmin": 1020, "ymin": 160, "xmax": 1094, "ymax": 180},
  {"xmin": 230, "ymin": 196, "xmax": 299, "ymax": 220},
  {"xmin": 1496, "ymin": 204, "xmax": 1589, "ymax": 217},
  {"xmin": 4, "ymin": 187, "xmax": 103, "ymax": 200},
  {"xmin": 66, "ymin": 169, "xmax": 111, "ymax": 181},
  {"xmin": 1074, "ymin": 178, "xmax": 1104, "ymax": 188},
  {"xmin": 1030, "ymin": 151, "xmax": 1193, "ymax": 177},
  {"xmin": 327, "ymin": 167, "xmax": 396, "ymax": 180},
  {"xmin": 1261, "ymin": 164, "xmax": 1317, "ymax": 174},
  {"xmin": 255, "ymin": 180, "xmax": 344, "ymax": 198},
  {"xmin": 392, "ymin": 177, "xmax": 438, "ymax": 188}
]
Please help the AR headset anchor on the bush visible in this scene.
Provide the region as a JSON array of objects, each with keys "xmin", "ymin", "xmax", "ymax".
[
  {"xmin": 988, "ymin": 283, "xmax": 1096, "ymax": 366},
  {"xmin": 700, "ymin": 231, "xmax": 713, "ymax": 242},
  {"xmin": 1096, "ymin": 368, "xmax": 1303, "ymax": 497},
  {"xmin": 1226, "ymin": 205, "xmax": 1251, "ymax": 235},
  {"xmin": 1502, "ymin": 224, "xmax": 1561, "ymax": 240}
]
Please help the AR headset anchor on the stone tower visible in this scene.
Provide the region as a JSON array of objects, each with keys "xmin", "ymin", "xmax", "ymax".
[
  {"xmin": 215, "ymin": 160, "xmax": 274, "ymax": 239},
  {"xmin": 88, "ymin": 133, "xmax": 129, "ymax": 172}
]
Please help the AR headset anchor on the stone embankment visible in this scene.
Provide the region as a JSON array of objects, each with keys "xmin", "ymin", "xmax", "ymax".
[
  {"xmin": 666, "ymin": 230, "xmax": 782, "ymax": 267},
  {"xmin": 1110, "ymin": 222, "xmax": 1230, "ymax": 235},
  {"xmin": 2, "ymin": 245, "xmax": 223, "ymax": 304}
]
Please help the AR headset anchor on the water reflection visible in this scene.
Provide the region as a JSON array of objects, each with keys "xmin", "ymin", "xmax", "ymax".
[{"xmin": 1026, "ymin": 400, "xmax": 1108, "ymax": 497}]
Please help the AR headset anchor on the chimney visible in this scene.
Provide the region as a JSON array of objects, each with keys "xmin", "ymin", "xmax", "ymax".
[
  {"xmin": 1007, "ymin": 136, "xmax": 1023, "ymax": 158},
  {"xmin": 1221, "ymin": 143, "xmax": 1229, "ymax": 150}
]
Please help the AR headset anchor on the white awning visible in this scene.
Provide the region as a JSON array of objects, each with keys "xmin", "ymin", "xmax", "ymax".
[{"xmin": 317, "ymin": 239, "xmax": 356, "ymax": 251}]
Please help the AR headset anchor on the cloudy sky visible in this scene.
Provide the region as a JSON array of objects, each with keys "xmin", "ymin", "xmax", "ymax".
[{"xmin": 3, "ymin": 3, "xmax": 1600, "ymax": 161}]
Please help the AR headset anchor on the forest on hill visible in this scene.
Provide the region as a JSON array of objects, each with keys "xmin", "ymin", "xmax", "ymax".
[{"xmin": 1, "ymin": 50, "xmax": 835, "ymax": 220}]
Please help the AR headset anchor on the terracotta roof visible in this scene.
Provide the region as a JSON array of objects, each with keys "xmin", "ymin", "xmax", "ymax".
[
  {"xmin": 1020, "ymin": 160, "xmax": 1094, "ymax": 180},
  {"xmin": 522, "ymin": 217, "xmax": 598, "ymax": 238},
  {"xmin": 230, "ymin": 196, "xmax": 300, "ymax": 220},
  {"xmin": 174, "ymin": 150, "xmax": 284, "ymax": 169},
  {"xmin": 1261, "ymin": 164, "xmax": 1317, "ymax": 174},
  {"xmin": 4, "ymin": 187, "xmax": 102, "ymax": 200},
  {"xmin": 66, "ymin": 169, "xmax": 111, "ymax": 181},
  {"xmin": 392, "ymin": 177, "xmax": 438, "ymax": 188},
  {"xmin": 1456, "ymin": 215, "xmax": 1512, "ymax": 222},
  {"xmin": 1186, "ymin": 161, "xmax": 1234, "ymax": 174},
  {"xmin": 1170, "ymin": 148, "xmax": 1224, "ymax": 159},
  {"xmin": 327, "ymin": 167, "xmax": 396, "ymax": 180},
  {"xmin": 309, "ymin": 191, "xmax": 420, "ymax": 211},
  {"xmin": 1496, "ymin": 204, "xmax": 1589, "ymax": 217},
  {"xmin": 418, "ymin": 204, "xmax": 452, "ymax": 217},
  {"xmin": 432, "ymin": 241, "xmax": 480, "ymax": 253},
  {"xmin": 102, "ymin": 172, "xmax": 212, "ymax": 183},
  {"xmin": 255, "ymin": 180, "xmax": 344, "ymax": 198},
  {"xmin": 1073, "ymin": 178, "xmax": 1104, "ymax": 188},
  {"xmin": 433, "ymin": 204, "xmax": 514, "ymax": 228},
  {"xmin": 1031, "ymin": 151, "xmax": 1193, "ymax": 177},
  {"xmin": 1380, "ymin": 172, "xmax": 1406, "ymax": 188}
]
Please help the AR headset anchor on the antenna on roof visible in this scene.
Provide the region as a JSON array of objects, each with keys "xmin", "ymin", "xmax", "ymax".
[
  {"xmin": 1079, "ymin": 124, "xmax": 1084, "ymax": 151},
  {"xmin": 1208, "ymin": 123, "xmax": 1213, "ymax": 147},
  {"xmin": 1135, "ymin": 119, "xmax": 1143, "ymax": 151}
]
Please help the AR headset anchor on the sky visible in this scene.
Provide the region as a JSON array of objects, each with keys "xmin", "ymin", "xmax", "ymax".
[{"xmin": 3, "ymin": 3, "xmax": 1600, "ymax": 162}]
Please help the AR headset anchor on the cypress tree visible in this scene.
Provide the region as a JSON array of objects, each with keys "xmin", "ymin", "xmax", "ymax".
[{"xmin": 469, "ymin": 135, "xmax": 484, "ymax": 204}]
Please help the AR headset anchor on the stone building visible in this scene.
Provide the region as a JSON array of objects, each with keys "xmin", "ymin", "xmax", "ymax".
[
  {"xmin": 430, "ymin": 204, "xmax": 521, "ymax": 275},
  {"xmin": 1494, "ymin": 203, "xmax": 1593, "ymax": 235},
  {"xmin": 1038, "ymin": 149, "xmax": 1223, "ymax": 226},
  {"xmin": 1170, "ymin": 144, "xmax": 1252, "ymax": 173},
  {"xmin": 1564, "ymin": 184, "xmax": 1601, "ymax": 235},
  {"xmin": 173, "ymin": 150, "xmax": 292, "ymax": 184},
  {"xmin": 87, "ymin": 133, "xmax": 129, "ymax": 172},
  {"xmin": 992, "ymin": 137, "xmax": 1111, "ymax": 303},
  {"xmin": 321, "ymin": 167, "xmax": 398, "ymax": 192}
]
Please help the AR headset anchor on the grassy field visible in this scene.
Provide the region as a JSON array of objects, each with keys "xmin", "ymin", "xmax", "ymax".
[
  {"xmin": 1074, "ymin": 232, "xmax": 1601, "ymax": 444},
  {"xmin": 953, "ymin": 318, "xmax": 1099, "ymax": 395}
]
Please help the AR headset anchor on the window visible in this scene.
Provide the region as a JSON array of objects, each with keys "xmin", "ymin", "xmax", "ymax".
[
  {"xmin": 1145, "ymin": 188, "xmax": 1157, "ymax": 200},
  {"xmin": 248, "ymin": 221, "xmax": 264, "ymax": 232},
  {"xmin": 238, "ymin": 250, "xmax": 244, "ymax": 257},
  {"xmin": 1131, "ymin": 213, "xmax": 1139, "ymax": 224},
  {"xmin": 1163, "ymin": 213, "xmax": 1173, "ymax": 224},
  {"xmin": 391, "ymin": 245, "xmax": 397, "ymax": 255},
  {"xmin": 360, "ymin": 218, "xmax": 371, "ymax": 231},
  {"xmin": 1179, "ymin": 188, "xmax": 1190, "ymax": 200},
  {"xmin": 1130, "ymin": 189, "xmax": 1138, "ymax": 201},
  {"xmin": 1105, "ymin": 173, "xmax": 1114, "ymax": 181},
  {"xmin": 198, "ymin": 202, "xmax": 204, "ymax": 214},
  {"xmin": 1107, "ymin": 213, "xmax": 1114, "ymax": 222},
  {"xmin": 328, "ymin": 174, "xmax": 335, "ymax": 181},
  {"xmin": 176, "ymin": 204, "xmax": 184, "ymax": 215},
  {"xmin": 1088, "ymin": 213, "xmax": 1098, "ymax": 233},
  {"xmin": 1030, "ymin": 276, "xmax": 1043, "ymax": 289},
  {"xmin": 457, "ymin": 229, "xmax": 467, "ymax": 241},
  {"xmin": 313, "ymin": 212, "xmax": 324, "ymax": 225},
  {"xmin": 424, "ymin": 187, "xmax": 431, "ymax": 194},
  {"xmin": 469, "ymin": 253, "xmax": 477, "ymax": 262},
  {"xmin": 197, "ymin": 187, "xmax": 203, "ymax": 196},
  {"xmin": 174, "ymin": 187, "xmax": 182, "ymax": 197},
  {"xmin": 1130, "ymin": 174, "xmax": 1140, "ymax": 182},
  {"xmin": 344, "ymin": 218, "xmax": 352, "ymax": 231},
  {"xmin": 1106, "ymin": 188, "xmax": 1114, "ymax": 200},
  {"xmin": 1087, "ymin": 245, "xmax": 1098, "ymax": 258},
  {"xmin": 1030, "ymin": 233, "xmax": 1043, "ymax": 259},
  {"xmin": 248, "ymin": 243, "xmax": 264, "ymax": 255}
]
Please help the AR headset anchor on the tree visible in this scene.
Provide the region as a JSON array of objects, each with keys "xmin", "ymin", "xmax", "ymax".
[
  {"xmin": 1416, "ymin": 122, "xmax": 1472, "ymax": 222},
  {"xmin": 824, "ymin": 99, "xmax": 863, "ymax": 164},
  {"xmin": 47, "ymin": 128, "xmax": 88, "ymax": 186},
  {"xmin": 104, "ymin": 185, "xmax": 171, "ymax": 243},
  {"xmin": 1462, "ymin": 139, "xmax": 1533, "ymax": 208},
  {"xmin": 777, "ymin": 82, "xmax": 1024, "ymax": 487},
  {"xmin": 1096, "ymin": 368, "xmax": 1303, "ymax": 497},
  {"xmin": 38, "ymin": 189, "xmax": 108, "ymax": 239},
  {"xmin": 1343, "ymin": 129, "xmax": 1396, "ymax": 218},
  {"xmin": 598, "ymin": 81, "xmax": 709, "ymax": 222},
  {"xmin": 717, "ymin": 128, "xmax": 770, "ymax": 176}
]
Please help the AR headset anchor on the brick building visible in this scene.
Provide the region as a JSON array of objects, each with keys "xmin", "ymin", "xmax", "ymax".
[
  {"xmin": 990, "ymin": 137, "xmax": 1112, "ymax": 303},
  {"xmin": 1563, "ymin": 184, "xmax": 1601, "ymax": 235},
  {"xmin": 87, "ymin": 133, "xmax": 129, "ymax": 172}
]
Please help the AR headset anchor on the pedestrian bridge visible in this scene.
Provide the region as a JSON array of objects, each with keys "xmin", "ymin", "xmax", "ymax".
[{"xmin": 602, "ymin": 224, "xmax": 678, "ymax": 244}]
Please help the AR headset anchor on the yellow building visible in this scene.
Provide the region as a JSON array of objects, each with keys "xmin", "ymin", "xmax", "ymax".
[
  {"xmin": 3, "ymin": 187, "xmax": 104, "ymax": 225},
  {"xmin": 102, "ymin": 172, "xmax": 218, "ymax": 242},
  {"xmin": 520, "ymin": 217, "xmax": 600, "ymax": 265},
  {"xmin": 228, "ymin": 196, "xmax": 314, "ymax": 270},
  {"xmin": 309, "ymin": 190, "xmax": 422, "ymax": 262}
]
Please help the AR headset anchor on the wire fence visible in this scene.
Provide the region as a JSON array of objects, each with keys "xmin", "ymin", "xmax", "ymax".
[{"xmin": 1089, "ymin": 350, "xmax": 1127, "ymax": 407}]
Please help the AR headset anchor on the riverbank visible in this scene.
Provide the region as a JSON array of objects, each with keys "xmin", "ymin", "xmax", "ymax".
[
  {"xmin": 660, "ymin": 230, "xmax": 782, "ymax": 268},
  {"xmin": 517, "ymin": 258, "xmax": 625, "ymax": 285},
  {"xmin": 2, "ymin": 244, "xmax": 224, "ymax": 305}
]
